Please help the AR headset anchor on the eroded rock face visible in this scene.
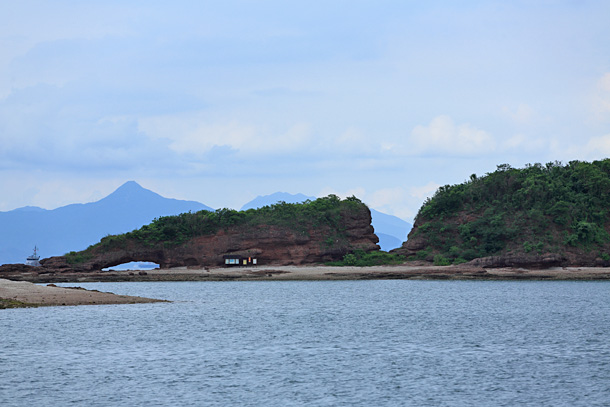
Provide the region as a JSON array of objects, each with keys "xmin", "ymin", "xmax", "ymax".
[
  {"xmin": 467, "ymin": 253, "xmax": 564, "ymax": 269},
  {"xmin": 391, "ymin": 218, "xmax": 598, "ymax": 268},
  {"xmin": 36, "ymin": 206, "xmax": 379, "ymax": 272},
  {"xmin": 391, "ymin": 217, "xmax": 427, "ymax": 257}
]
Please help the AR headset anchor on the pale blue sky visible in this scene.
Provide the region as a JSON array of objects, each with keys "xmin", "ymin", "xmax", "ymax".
[{"xmin": 1, "ymin": 1, "xmax": 610, "ymax": 220}]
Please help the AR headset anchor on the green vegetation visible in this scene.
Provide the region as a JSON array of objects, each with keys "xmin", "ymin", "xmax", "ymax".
[
  {"xmin": 65, "ymin": 251, "xmax": 93, "ymax": 265},
  {"xmin": 66, "ymin": 195, "xmax": 368, "ymax": 263},
  {"xmin": 0, "ymin": 298, "xmax": 36, "ymax": 309},
  {"xmin": 328, "ymin": 249, "xmax": 405, "ymax": 267},
  {"xmin": 410, "ymin": 160, "xmax": 610, "ymax": 263}
]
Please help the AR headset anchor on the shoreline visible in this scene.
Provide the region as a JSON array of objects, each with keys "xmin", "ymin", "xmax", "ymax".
[
  {"xmin": 4, "ymin": 264, "xmax": 610, "ymax": 284},
  {"xmin": 0, "ymin": 278, "xmax": 166, "ymax": 308},
  {"xmin": 3, "ymin": 265, "xmax": 610, "ymax": 308}
]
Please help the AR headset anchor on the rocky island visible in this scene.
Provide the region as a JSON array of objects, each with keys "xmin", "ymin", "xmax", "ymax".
[
  {"xmin": 5, "ymin": 161, "xmax": 610, "ymax": 289},
  {"xmin": 394, "ymin": 160, "xmax": 610, "ymax": 269},
  {"xmin": 1, "ymin": 195, "xmax": 380, "ymax": 281}
]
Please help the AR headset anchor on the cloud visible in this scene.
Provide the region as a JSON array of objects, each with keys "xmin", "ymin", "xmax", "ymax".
[
  {"xmin": 367, "ymin": 187, "xmax": 408, "ymax": 210},
  {"xmin": 584, "ymin": 134, "xmax": 610, "ymax": 155},
  {"xmin": 317, "ymin": 185, "xmax": 428, "ymax": 220},
  {"xmin": 500, "ymin": 133, "xmax": 547, "ymax": 153},
  {"xmin": 502, "ymin": 103, "xmax": 535, "ymax": 124},
  {"xmin": 562, "ymin": 134, "xmax": 610, "ymax": 161},
  {"xmin": 363, "ymin": 183, "xmax": 440, "ymax": 221},
  {"xmin": 0, "ymin": 83, "xmax": 186, "ymax": 173},
  {"xmin": 333, "ymin": 127, "xmax": 367, "ymax": 151},
  {"xmin": 600, "ymin": 73, "xmax": 610, "ymax": 93},
  {"xmin": 0, "ymin": 173, "xmax": 126, "ymax": 210},
  {"xmin": 408, "ymin": 115, "xmax": 495, "ymax": 156},
  {"xmin": 594, "ymin": 72, "xmax": 610, "ymax": 118},
  {"xmin": 2, "ymin": 1, "xmax": 610, "ymax": 214},
  {"xmin": 139, "ymin": 113, "xmax": 312, "ymax": 157},
  {"xmin": 328, "ymin": 126, "xmax": 397, "ymax": 157},
  {"xmin": 408, "ymin": 182, "xmax": 441, "ymax": 200}
]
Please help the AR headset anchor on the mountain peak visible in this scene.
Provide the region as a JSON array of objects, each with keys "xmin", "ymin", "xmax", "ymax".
[
  {"xmin": 100, "ymin": 181, "xmax": 162, "ymax": 204},
  {"xmin": 11, "ymin": 206, "xmax": 47, "ymax": 213},
  {"xmin": 0, "ymin": 181, "xmax": 214, "ymax": 265},
  {"xmin": 115, "ymin": 181, "xmax": 145, "ymax": 193}
]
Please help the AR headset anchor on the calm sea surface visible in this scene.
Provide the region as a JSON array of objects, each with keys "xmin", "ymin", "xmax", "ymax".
[{"xmin": 1, "ymin": 280, "xmax": 609, "ymax": 406}]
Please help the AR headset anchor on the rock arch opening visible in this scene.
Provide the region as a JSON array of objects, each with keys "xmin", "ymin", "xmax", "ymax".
[{"xmin": 102, "ymin": 261, "xmax": 160, "ymax": 271}]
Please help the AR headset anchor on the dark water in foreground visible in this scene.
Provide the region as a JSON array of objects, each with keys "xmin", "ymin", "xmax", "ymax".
[{"xmin": 1, "ymin": 280, "xmax": 609, "ymax": 406}]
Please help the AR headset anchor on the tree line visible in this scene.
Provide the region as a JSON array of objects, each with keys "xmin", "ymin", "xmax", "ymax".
[{"xmin": 411, "ymin": 159, "xmax": 610, "ymax": 264}]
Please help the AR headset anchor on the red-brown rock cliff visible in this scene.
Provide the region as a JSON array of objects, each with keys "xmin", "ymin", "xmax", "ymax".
[{"xmin": 39, "ymin": 197, "xmax": 380, "ymax": 271}]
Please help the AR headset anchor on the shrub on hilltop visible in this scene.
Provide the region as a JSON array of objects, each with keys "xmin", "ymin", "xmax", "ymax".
[{"xmin": 404, "ymin": 160, "xmax": 610, "ymax": 264}]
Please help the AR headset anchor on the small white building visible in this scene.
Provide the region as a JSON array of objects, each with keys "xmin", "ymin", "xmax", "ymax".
[{"xmin": 223, "ymin": 254, "xmax": 258, "ymax": 266}]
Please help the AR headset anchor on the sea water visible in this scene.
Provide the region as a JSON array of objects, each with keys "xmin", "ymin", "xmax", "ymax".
[{"xmin": 1, "ymin": 280, "xmax": 609, "ymax": 406}]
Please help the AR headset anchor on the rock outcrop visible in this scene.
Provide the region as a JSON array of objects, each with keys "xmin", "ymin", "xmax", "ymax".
[
  {"xmin": 393, "ymin": 214, "xmax": 610, "ymax": 268},
  {"xmin": 392, "ymin": 220, "xmax": 427, "ymax": 258},
  {"xmin": 12, "ymin": 197, "xmax": 379, "ymax": 273},
  {"xmin": 393, "ymin": 161, "xmax": 610, "ymax": 268},
  {"xmin": 466, "ymin": 253, "xmax": 564, "ymax": 269}
]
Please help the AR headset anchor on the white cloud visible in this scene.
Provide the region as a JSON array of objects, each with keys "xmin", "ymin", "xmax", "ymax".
[
  {"xmin": 332, "ymin": 127, "xmax": 380, "ymax": 154},
  {"xmin": 502, "ymin": 103, "xmax": 535, "ymax": 124},
  {"xmin": 0, "ymin": 3, "xmax": 138, "ymax": 98},
  {"xmin": 317, "ymin": 186, "xmax": 416, "ymax": 220},
  {"xmin": 409, "ymin": 115, "xmax": 495, "ymax": 156},
  {"xmin": 408, "ymin": 182, "xmax": 441, "ymax": 200},
  {"xmin": 600, "ymin": 73, "xmax": 610, "ymax": 93},
  {"xmin": 584, "ymin": 134, "xmax": 610, "ymax": 155},
  {"xmin": 501, "ymin": 133, "xmax": 547, "ymax": 153},
  {"xmin": 367, "ymin": 187, "xmax": 408, "ymax": 210},
  {"xmin": 316, "ymin": 183, "xmax": 443, "ymax": 221},
  {"xmin": 595, "ymin": 72, "xmax": 610, "ymax": 118},
  {"xmin": 139, "ymin": 113, "xmax": 312, "ymax": 157},
  {"xmin": 0, "ymin": 174, "xmax": 125, "ymax": 211},
  {"xmin": 334, "ymin": 127, "xmax": 365, "ymax": 146},
  {"xmin": 365, "ymin": 183, "xmax": 440, "ymax": 221},
  {"xmin": 2, "ymin": 1, "xmax": 610, "ymax": 215},
  {"xmin": 562, "ymin": 134, "xmax": 610, "ymax": 161}
]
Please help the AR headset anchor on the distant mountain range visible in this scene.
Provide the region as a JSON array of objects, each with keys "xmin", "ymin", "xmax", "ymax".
[
  {"xmin": 240, "ymin": 192, "xmax": 411, "ymax": 252},
  {"xmin": 0, "ymin": 183, "xmax": 411, "ymax": 265},
  {"xmin": 0, "ymin": 181, "xmax": 212, "ymax": 265}
]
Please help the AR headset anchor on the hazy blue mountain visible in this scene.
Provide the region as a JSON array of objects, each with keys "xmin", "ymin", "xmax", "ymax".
[
  {"xmin": 240, "ymin": 193, "xmax": 412, "ymax": 251},
  {"xmin": 0, "ymin": 181, "xmax": 213, "ymax": 265},
  {"xmin": 1, "ymin": 186, "xmax": 412, "ymax": 265},
  {"xmin": 11, "ymin": 206, "xmax": 47, "ymax": 213},
  {"xmin": 369, "ymin": 209, "xmax": 412, "ymax": 249},
  {"xmin": 376, "ymin": 233, "xmax": 403, "ymax": 252}
]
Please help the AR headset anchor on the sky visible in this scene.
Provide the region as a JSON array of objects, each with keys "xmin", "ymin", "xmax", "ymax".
[{"xmin": 1, "ymin": 0, "xmax": 610, "ymax": 221}]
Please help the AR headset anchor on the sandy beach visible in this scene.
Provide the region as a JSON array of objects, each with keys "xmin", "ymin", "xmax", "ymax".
[
  {"xmin": 3, "ymin": 264, "xmax": 610, "ymax": 308},
  {"xmin": 155, "ymin": 264, "xmax": 610, "ymax": 280},
  {"xmin": 0, "ymin": 278, "xmax": 166, "ymax": 308},
  {"xmin": 6, "ymin": 263, "xmax": 610, "ymax": 283}
]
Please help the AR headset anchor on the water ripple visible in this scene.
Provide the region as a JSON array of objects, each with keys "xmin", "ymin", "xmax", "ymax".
[{"xmin": 1, "ymin": 280, "xmax": 609, "ymax": 406}]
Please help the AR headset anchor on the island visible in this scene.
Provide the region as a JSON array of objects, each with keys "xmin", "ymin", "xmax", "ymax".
[
  {"xmin": 4, "ymin": 162, "xmax": 610, "ymax": 293},
  {"xmin": 394, "ymin": 160, "xmax": 610, "ymax": 268}
]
